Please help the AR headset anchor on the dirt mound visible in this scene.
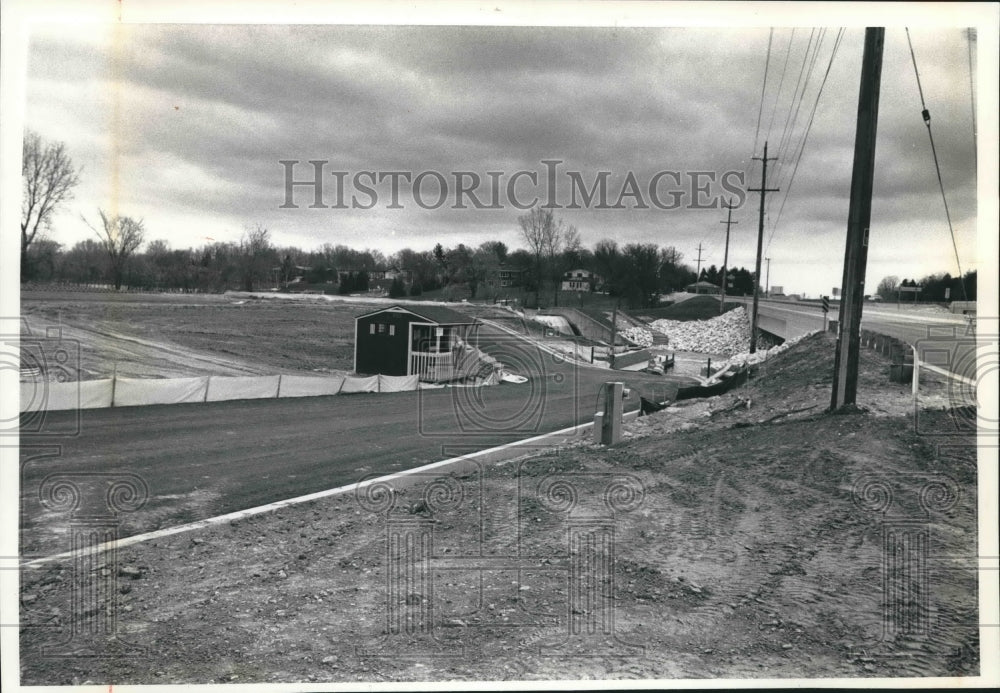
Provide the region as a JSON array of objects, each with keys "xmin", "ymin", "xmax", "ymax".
[{"xmin": 633, "ymin": 296, "xmax": 742, "ymax": 322}]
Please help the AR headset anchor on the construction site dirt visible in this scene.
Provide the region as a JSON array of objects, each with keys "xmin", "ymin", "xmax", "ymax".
[{"xmin": 19, "ymin": 330, "xmax": 980, "ymax": 684}]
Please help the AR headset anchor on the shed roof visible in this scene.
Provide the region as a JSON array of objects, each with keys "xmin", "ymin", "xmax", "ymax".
[{"xmin": 355, "ymin": 304, "xmax": 478, "ymax": 325}]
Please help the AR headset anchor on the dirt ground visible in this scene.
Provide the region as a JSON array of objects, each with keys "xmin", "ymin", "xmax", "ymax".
[{"xmin": 19, "ymin": 332, "xmax": 981, "ymax": 684}]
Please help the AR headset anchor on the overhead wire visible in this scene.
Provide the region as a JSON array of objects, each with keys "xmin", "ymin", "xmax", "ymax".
[
  {"xmin": 776, "ymin": 28, "xmax": 826, "ymax": 167},
  {"xmin": 772, "ymin": 30, "xmax": 814, "ymax": 172},
  {"xmin": 905, "ymin": 28, "xmax": 968, "ymax": 302},
  {"xmin": 766, "ymin": 29, "xmax": 795, "ymax": 145},
  {"xmin": 752, "ymin": 28, "xmax": 774, "ymax": 159},
  {"xmin": 766, "ymin": 28, "xmax": 845, "ymax": 252}
]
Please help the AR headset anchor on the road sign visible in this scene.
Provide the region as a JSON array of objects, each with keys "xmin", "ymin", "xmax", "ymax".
[{"xmin": 822, "ymin": 296, "xmax": 830, "ymax": 313}]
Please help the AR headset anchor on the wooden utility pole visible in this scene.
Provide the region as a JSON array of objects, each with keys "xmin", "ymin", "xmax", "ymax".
[
  {"xmin": 748, "ymin": 141, "xmax": 778, "ymax": 353},
  {"xmin": 609, "ymin": 303, "xmax": 618, "ymax": 367},
  {"xmin": 831, "ymin": 27, "xmax": 885, "ymax": 410},
  {"xmin": 695, "ymin": 243, "xmax": 704, "ymax": 279},
  {"xmin": 719, "ymin": 198, "xmax": 738, "ymax": 315}
]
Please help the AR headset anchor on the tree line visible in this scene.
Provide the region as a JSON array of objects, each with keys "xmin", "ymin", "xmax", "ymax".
[
  {"xmin": 21, "ymin": 129, "xmax": 763, "ymax": 307},
  {"xmin": 875, "ymin": 272, "xmax": 978, "ymax": 302}
]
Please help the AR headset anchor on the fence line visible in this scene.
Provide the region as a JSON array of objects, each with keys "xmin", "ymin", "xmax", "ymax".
[{"xmin": 20, "ymin": 372, "xmax": 430, "ymax": 413}]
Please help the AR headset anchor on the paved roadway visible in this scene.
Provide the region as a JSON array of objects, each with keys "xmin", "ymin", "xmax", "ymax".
[
  {"xmin": 734, "ymin": 297, "xmax": 984, "ymax": 382},
  {"xmin": 20, "ymin": 324, "xmax": 693, "ymax": 557}
]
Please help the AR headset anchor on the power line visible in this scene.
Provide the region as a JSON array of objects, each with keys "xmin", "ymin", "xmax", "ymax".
[
  {"xmin": 776, "ymin": 28, "xmax": 826, "ymax": 167},
  {"xmin": 766, "ymin": 28, "xmax": 845, "ymax": 252},
  {"xmin": 766, "ymin": 29, "xmax": 796, "ymax": 144},
  {"xmin": 752, "ymin": 28, "xmax": 774, "ymax": 158},
  {"xmin": 905, "ymin": 28, "xmax": 968, "ymax": 302},
  {"xmin": 774, "ymin": 29, "xmax": 815, "ymax": 164}
]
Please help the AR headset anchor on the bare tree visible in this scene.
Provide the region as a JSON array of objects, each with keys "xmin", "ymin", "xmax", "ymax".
[
  {"xmin": 21, "ymin": 130, "xmax": 80, "ymax": 276},
  {"xmin": 876, "ymin": 275, "xmax": 900, "ymax": 301},
  {"xmin": 549, "ymin": 224, "xmax": 580, "ymax": 306},
  {"xmin": 238, "ymin": 223, "xmax": 273, "ymax": 291},
  {"xmin": 518, "ymin": 207, "xmax": 576, "ymax": 308},
  {"xmin": 86, "ymin": 209, "xmax": 146, "ymax": 290}
]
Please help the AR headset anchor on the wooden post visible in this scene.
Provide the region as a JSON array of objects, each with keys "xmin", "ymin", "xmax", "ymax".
[
  {"xmin": 748, "ymin": 141, "xmax": 779, "ymax": 354},
  {"xmin": 832, "ymin": 28, "xmax": 885, "ymax": 409}
]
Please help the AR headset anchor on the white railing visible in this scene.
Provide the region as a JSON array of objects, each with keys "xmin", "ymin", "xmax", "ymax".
[
  {"xmin": 410, "ymin": 351, "xmax": 455, "ymax": 382},
  {"xmin": 410, "ymin": 346, "xmax": 501, "ymax": 383}
]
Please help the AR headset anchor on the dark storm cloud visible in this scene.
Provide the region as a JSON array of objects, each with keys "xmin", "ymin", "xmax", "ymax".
[{"xmin": 24, "ymin": 21, "xmax": 986, "ymax": 294}]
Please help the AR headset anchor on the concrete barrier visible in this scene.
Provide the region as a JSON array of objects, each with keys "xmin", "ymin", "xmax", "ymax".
[{"xmin": 613, "ymin": 348, "xmax": 653, "ymax": 370}]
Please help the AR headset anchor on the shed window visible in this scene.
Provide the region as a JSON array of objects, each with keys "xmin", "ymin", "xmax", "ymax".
[
  {"xmin": 369, "ymin": 323, "xmax": 375, "ymax": 334},
  {"xmin": 377, "ymin": 323, "xmax": 387, "ymax": 334},
  {"xmin": 389, "ymin": 325, "xmax": 395, "ymax": 336}
]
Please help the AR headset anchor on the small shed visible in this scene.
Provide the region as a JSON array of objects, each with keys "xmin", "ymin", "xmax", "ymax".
[{"xmin": 354, "ymin": 304, "xmax": 481, "ymax": 382}]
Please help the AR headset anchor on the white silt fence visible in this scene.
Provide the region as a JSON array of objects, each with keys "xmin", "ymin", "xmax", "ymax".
[{"xmin": 19, "ymin": 371, "xmax": 428, "ymax": 413}]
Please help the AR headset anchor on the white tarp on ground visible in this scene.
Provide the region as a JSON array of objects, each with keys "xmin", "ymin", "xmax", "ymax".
[
  {"xmin": 378, "ymin": 374, "xmax": 419, "ymax": 392},
  {"xmin": 205, "ymin": 375, "xmax": 281, "ymax": 402},
  {"xmin": 277, "ymin": 375, "xmax": 346, "ymax": 398},
  {"xmin": 339, "ymin": 375, "xmax": 380, "ymax": 394},
  {"xmin": 113, "ymin": 376, "xmax": 208, "ymax": 407},
  {"xmin": 20, "ymin": 378, "xmax": 114, "ymax": 412}
]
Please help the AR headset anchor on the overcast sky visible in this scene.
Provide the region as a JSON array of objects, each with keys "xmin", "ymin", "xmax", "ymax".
[{"xmin": 16, "ymin": 7, "xmax": 994, "ymax": 296}]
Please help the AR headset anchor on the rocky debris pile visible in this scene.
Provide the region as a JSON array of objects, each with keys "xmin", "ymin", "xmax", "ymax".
[
  {"xmin": 715, "ymin": 330, "xmax": 821, "ymax": 370},
  {"xmin": 621, "ymin": 326, "xmax": 654, "ymax": 347},
  {"xmin": 649, "ymin": 306, "xmax": 750, "ymax": 355}
]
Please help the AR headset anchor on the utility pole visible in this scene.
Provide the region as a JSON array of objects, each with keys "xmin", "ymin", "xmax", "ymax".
[
  {"xmin": 831, "ymin": 27, "xmax": 885, "ymax": 410},
  {"xmin": 748, "ymin": 141, "xmax": 778, "ymax": 353},
  {"xmin": 719, "ymin": 198, "xmax": 738, "ymax": 315},
  {"xmin": 695, "ymin": 243, "xmax": 704, "ymax": 279},
  {"xmin": 764, "ymin": 257, "xmax": 771, "ymax": 299},
  {"xmin": 609, "ymin": 302, "xmax": 618, "ymax": 367}
]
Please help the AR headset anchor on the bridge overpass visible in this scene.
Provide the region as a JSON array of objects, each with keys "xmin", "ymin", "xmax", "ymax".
[{"xmin": 731, "ymin": 297, "xmax": 974, "ymax": 345}]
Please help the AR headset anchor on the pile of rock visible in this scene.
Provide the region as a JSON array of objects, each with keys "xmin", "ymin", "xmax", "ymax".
[
  {"xmin": 649, "ymin": 307, "xmax": 750, "ymax": 355},
  {"xmin": 621, "ymin": 326, "xmax": 654, "ymax": 347},
  {"xmin": 715, "ymin": 330, "xmax": 820, "ymax": 369}
]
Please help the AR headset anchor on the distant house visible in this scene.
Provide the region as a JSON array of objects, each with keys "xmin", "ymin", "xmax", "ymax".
[
  {"xmin": 338, "ymin": 268, "xmax": 388, "ymax": 281},
  {"xmin": 495, "ymin": 265, "xmax": 525, "ymax": 288},
  {"xmin": 384, "ymin": 267, "xmax": 414, "ymax": 283},
  {"xmin": 561, "ymin": 269, "xmax": 599, "ymax": 292},
  {"xmin": 271, "ymin": 264, "xmax": 312, "ymax": 285},
  {"xmin": 685, "ymin": 280, "xmax": 721, "ymax": 295},
  {"xmin": 354, "ymin": 304, "xmax": 481, "ymax": 382}
]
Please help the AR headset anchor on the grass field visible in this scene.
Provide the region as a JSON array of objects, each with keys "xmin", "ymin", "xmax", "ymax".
[{"xmin": 20, "ymin": 291, "xmax": 378, "ymax": 379}]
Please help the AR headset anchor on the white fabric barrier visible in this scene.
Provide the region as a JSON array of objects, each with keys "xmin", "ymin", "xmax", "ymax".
[
  {"xmin": 113, "ymin": 376, "xmax": 208, "ymax": 407},
  {"xmin": 339, "ymin": 375, "xmax": 380, "ymax": 394},
  {"xmin": 378, "ymin": 374, "xmax": 419, "ymax": 392},
  {"xmin": 206, "ymin": 375, "xmax": 281, "ymax": 402},
  {"xmin": 20, "ymin": 378, "xmax": 114, "ymax": 412},
  {"xmin": 277, "ymin": 375, "xmax": 346, "ymax": 398}
]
